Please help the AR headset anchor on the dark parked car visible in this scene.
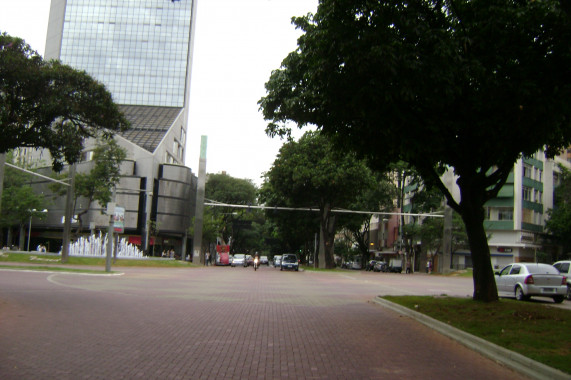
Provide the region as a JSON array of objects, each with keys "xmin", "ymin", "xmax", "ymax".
[
  {"xmin": 365, "ymin": 260, "xmax": 377, "ymax": 271},
  {"xmin": 280, "ymin": 254, "xmax": 299, "ymax": 271},
  {"xmin": 245, "ymin": 255, "xmax": 254, "ymax": 267},
  {"xmin": 373, "ymin": 261, "xmax": 388, "ymax": 272}
]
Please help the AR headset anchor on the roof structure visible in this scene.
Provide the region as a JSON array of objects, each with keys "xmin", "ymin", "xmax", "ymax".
[{"xmin": 119, "ymin": 105, "xmax": 183, "ymax": 153}]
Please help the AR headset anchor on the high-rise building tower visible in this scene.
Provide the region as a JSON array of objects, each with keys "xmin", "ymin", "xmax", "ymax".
[
  {"xmin": 45, "ymin": 0, "xmax": 197, "ymax": 163},
  {"xmin": 26, "ymin": 0, "xmax": 200, "ymax": 256}
]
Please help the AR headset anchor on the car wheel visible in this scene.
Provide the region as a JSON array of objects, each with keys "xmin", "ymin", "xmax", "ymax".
[
  {"xmin": 567, "ymin": 285, "xmax": 571, "ymax": 301},
  {"xmin": 553, "ymin": 295, "xmax": 565, "ymax": 304},
  {"xmin": 280, "ymin": 267, "xmax": 283, "ymax": 271},
  {"xmin": 295, "ymin": 267, "xmax": 299, "ymax": 272},
  {"xmin": 515, "ymin": 286, "xmax": 529, "ymax": 301}
]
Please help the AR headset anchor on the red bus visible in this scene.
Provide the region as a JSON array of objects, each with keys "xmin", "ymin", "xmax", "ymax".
[{"xmin": 216, "ymin": 245, "xmax": 230, "ymax": 266}]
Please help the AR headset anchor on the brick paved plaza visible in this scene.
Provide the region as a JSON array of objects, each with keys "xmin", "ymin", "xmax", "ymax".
[{"xmin": 0, "ymin": 266, "xmax": 525, "ymax": 379}]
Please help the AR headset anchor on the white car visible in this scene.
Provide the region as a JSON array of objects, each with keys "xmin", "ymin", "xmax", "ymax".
[
  {"xmin": 231, "ymin": 254, "xmax": 246, "ymax": 267},
  {"xmin": 553, "ymin": 260, "xmax": 571, "ymax": 300},
  {"xmin": 273, "ymin": 255, "xmax": 282, "ymax": 268},
  {"xmin": 495, "ymin": 263, "xmax": 567, "ymax": 303}
]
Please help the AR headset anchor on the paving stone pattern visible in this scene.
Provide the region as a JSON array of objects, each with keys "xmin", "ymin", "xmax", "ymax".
[{"xmin": 0, "ymin": 267, "xmax": 525, "ymax": 379}]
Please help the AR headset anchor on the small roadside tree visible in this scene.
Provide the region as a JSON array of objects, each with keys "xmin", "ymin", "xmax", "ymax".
[
  {"xmin": 73, "ymin": 139, "xmax": 126, "ymax": 234},
  {"xmin": 0, "ymin": 153, "xmax": 47, "ymax": 249},
  {"xmin": 189, "ymin": 208, "xmax": 223, "ymax": 260}
]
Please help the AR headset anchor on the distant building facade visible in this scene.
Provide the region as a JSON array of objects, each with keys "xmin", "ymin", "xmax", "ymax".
[
  {"xmin": 483, "ymin": 152, "xmax": 570, "ymax": 269},
  {"xmin": 365, "ymin": 150, "xmax": 570, "ymax": 272},
  {"xmin": 20, "ymin": 0, "xmax": 199, "ymax": 257}
]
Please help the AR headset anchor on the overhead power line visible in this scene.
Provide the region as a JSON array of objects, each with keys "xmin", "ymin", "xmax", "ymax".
[
  {"xmin": 203, "ymin": 201, "xmax": 443, "ymax": 218},
  {"xmin": 5, "ymin": 163, "xmax": 70, "ymax": 186}
]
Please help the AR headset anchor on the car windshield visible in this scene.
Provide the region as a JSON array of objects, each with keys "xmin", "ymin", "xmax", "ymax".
[
  {"xmin": 234, "ymin": 254, "xmax": 245, "ymax": 260},
  {"xmin": 283, "ymin": 256, "xmax": 296, "ymax": 262},
  {"xmin": 525, "ymin": 264, "xmax": 559, "ymax": 275}
]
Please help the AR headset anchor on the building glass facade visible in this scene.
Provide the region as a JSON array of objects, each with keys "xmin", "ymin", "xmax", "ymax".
[
  {"xmin": 60, "ymin": 0, "xmax": 192, "ymax": 108},
  {"xmin": 22, "ymin": 0, "xmax": 200, "ymax": 257}
]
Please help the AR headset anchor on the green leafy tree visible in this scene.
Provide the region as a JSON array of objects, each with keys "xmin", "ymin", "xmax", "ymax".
[
  {"xmin": 419, "ymin": 212, "xmax": 469, "ymax": 261},
  {"xmin": 258, "ymin": 186, "xmax": 318, "ymax": 257},
  {"xmin": 387, "ymin": 161, "xmax": 421, "ymax": 253},
  {"xmin": 189, "ymin": 208, "xmax": 223, "ymax": 258},
  {"xmin": 340, "ymin": 174, "xmax": 396, "ymax": 266},
  {"xmin": 545, "ymin": 165, "xmax": 571, "ymax": 258},
  {"xmin": 73, "ymin": 139, "xmax": 126, "ymax": 234},
  {"xmin": 0, "ymin": 153, "xmax": 47, "ymax": 249},
  {"xmin": 260, "ymin": 131, "xmax": 376, "ymax": 268},
  {"xmin": 259, "ymin": 0, "xmax": 571, "ymax": 301},
  {"xmin": 232, "ymin": 210, "xmax": 266, "ymax": 254},
  {"xmin": 408, "ymin": 183, "xmax": 448, "ymax": 270},
  {"xmin": 0, "ymin": 34, "xmax": 130, "ymax": 170},
  {"xmin": 204, "ymin": 173, "xmax": 257, "ymax": 252}
]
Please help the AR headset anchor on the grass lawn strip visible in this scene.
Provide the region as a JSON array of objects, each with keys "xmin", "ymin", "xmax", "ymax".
[
  {"xmin": 0, "ymin": 265, "xmax": 115, "ymax": 275},
  {"xmin": 0, "ymin": 252, "xmax": 196, "ymax": 268},
  {"xmin": 383, "ymin": 295, "xmax": 570, "ymax": 375}
]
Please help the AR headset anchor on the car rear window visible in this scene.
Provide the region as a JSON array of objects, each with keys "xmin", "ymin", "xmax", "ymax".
[{"xmin": 525, "ymin": 264, "xmax": 559, "ymax": 274}]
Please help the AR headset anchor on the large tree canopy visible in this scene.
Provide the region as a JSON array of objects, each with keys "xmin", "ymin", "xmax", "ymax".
[
  {"xmin": 0, "ymin": 34, "xmax": 129, "ymax": 171},
  {"xmin": 259, "ymin": 0, "xmax": 571, "ymax": 301}
]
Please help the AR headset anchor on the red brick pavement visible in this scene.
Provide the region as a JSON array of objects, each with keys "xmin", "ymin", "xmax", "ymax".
[{"xmin": 0, "ymin": 266, "xmax": 527, "ymax": 379}]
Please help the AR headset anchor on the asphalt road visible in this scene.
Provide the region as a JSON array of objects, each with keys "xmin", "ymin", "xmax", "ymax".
[{"xmin": 0, "ymin": 266, "xmax": 531, "ymax": 379}]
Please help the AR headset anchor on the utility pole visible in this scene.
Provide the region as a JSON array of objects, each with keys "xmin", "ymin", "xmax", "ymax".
[
  {"xmin": 61, "ymin": 164, "xmax": 76, "ymax": 263},
  {"xmin": 440, "ymin": 205, "xmax": 453, "ymax": 274},
  {"xmin": 106, "ymin": 187, "xmax": 116, "ymax": 273},
  {"xmin": 193, "ymin": 136, "xmax": 207, "ymax": 265},
  {"xmin": 0, "ymin": 154, "xmax": 5, "ymax": 217}
]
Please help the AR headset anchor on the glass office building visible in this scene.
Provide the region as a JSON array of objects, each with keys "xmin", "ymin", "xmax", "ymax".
[
  {"xmin": 45, "ymin": 0, "xmax": 196, "ymax": 158},
  {"xmin": 60, "ymin": 1, "xmax": 190, "ymax": 108},
  {"xmin": 31, "ymin": 0, "xmax": 199, "ymax": 256}
]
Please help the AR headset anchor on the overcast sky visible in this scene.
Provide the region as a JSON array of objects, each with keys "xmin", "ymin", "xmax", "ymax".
[{"xmin": 0, "ymin": 0, "xmax": 318, "ymax": 185}]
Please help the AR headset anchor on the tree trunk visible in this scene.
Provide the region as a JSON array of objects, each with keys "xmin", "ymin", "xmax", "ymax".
[
  {"xmin": 461, "ymin": 204, "xmax": 499, "ymax": 302},
  {"xmin": 19, "ymin": 223, "xmax": 25, "ymax": 251},
  {"xmin": 6, "ymin": 227, "xmax": 13, "ymax": 248},
  {"xmin": 318, "ymin": 203, "xmax": 336, "ymax": 269}
]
